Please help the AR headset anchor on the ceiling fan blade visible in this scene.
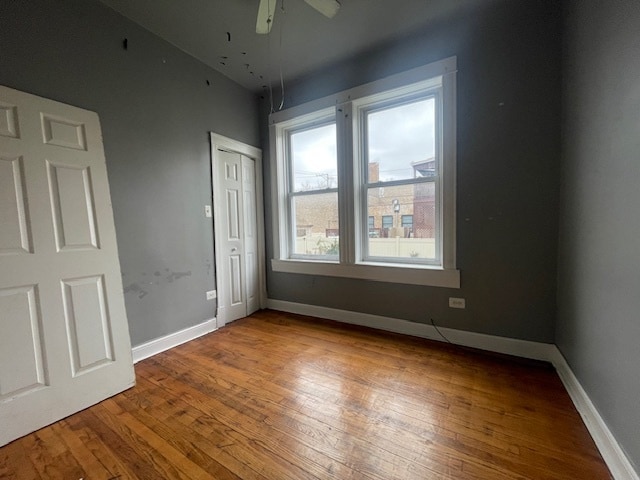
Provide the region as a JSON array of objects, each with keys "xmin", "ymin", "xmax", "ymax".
[
  {"xmin": 256, "ymin": 0, "xmax": 277, "ymax": 34},
  {"xmin": 304, "ymin": 0, "xmax": 341, "ymax": 18}
]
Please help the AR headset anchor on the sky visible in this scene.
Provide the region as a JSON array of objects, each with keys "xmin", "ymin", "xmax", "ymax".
[
  {"xmin": 291, "ymin": 123, "xmax": 337, "ymax": 190},
  {"xmin": 291, "ymin": 97, "xmax": 435, "ymax": 190}
]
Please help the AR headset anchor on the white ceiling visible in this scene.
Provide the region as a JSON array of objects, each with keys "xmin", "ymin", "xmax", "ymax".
[{"xmin": 99, "ymin": 0, "xmax": 487, "ymax": 93}]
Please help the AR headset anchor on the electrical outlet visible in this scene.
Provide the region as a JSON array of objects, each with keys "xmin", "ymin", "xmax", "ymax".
[
  {"xmin": 204, "ymin": 205, "xmax": 212, "ymax": 217},
  {"xmin": 449, "ymin": 297, "xmax": 466, "ymax": 309},
  {"xmin": 206, "ymin": 290, "xmax": 216, "ymax": 300}
]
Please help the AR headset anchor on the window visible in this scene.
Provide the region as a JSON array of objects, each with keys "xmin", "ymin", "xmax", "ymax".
[
  {"xmin": 362, "ymin": 96, "xmax": 435, "ymax": 261},
  {"xmin": 288, "ymin": 119, "xmax": 339, "ymax": 259},
  {"xmin": 270, "ymin": 57, "xmax": 459, "ymax": 288},
  {"xmin": 368, "ymin": 216, "xmax": 379, "ymax": 238}
]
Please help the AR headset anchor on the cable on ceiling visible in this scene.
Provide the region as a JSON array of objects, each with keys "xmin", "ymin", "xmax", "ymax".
[{"xmin": 277, "ymin": 0, "xmax": 286, "ymax": 111}]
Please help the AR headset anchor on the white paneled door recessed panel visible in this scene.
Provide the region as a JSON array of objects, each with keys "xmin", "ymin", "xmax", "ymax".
[{"xmin": 0, "ymin": 155, "xmax": 32, "ymax": 255}]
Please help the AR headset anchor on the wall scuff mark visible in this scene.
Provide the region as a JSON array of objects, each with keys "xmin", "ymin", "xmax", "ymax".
[
  {"xmin": 123, "ymin": 269, "xmax": 193, "ymax": 299},
  {"xmin": 123, "ymin": 283, "xmax": 148, "ymax": 299},
  {"xmin": 167, "ymin": 271, "xmax": 192, "ymax": 283}
]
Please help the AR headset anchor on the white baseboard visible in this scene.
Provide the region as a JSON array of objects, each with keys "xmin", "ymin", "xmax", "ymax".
[
  {"xmin": 132, "ymin": 318, "xmax": 217, "ymax": 363},
  {"xmin": 549, "ymin": 348, "xmax": 639, "ymax": 480},
  {"xmin": 265, "ymin": 298, "xmax": 638, "ymax": 480},
  {"xmin": 265, "ymin": 299, "xmax": 555, "ymax": 361}
]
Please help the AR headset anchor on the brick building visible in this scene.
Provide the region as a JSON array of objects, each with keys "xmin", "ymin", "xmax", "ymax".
[{"xmin": 294, "ymin": 159, "xmax": 436, "ymax": 253}]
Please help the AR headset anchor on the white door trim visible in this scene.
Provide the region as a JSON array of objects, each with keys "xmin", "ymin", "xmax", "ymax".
[{"xmin": 210, "ymin": 133, "xmax": 266, "ymax": 326}]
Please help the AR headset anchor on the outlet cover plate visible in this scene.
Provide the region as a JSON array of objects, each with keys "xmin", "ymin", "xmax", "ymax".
[
  {"xmin": 206, "ymin": 290, "xmax": 217, "ymax": 300},
  {"xmin": 449, "ymin": 297, "xmax": 466, "ymax": 309}
]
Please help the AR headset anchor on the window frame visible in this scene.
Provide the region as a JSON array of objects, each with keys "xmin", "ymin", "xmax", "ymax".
[{"xmin": 269, "ymin": 57, "xmax": 459, "ymax": 288}]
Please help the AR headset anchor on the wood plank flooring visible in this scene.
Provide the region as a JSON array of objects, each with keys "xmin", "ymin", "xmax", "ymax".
[{"xmin": 0, "ymin": 309, "xmax": 611, "ymax": 479}]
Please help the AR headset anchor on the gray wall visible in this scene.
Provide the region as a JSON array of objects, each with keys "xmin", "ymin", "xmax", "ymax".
[
  {"xmin": 263, "ymin": 0, "xmax": 562, "ymax": 342},
  {"xmin": 558, "ymin": 0, "xmax": 640, "ymax": 471},
  {"xmin": 0, "ymin": 0, "xmax": 260, "ymax": 346}
]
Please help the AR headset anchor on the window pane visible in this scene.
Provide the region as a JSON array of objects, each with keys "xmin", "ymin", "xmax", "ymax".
[
  {"xmin": 366, "ymin": 183, "xmax": 436, "ymax": 260},
  {"xmin": 401, "ymin": 215, "xmax": 413, "ymax": 228},
  {"xmin": 290, "ymin": 123, "xmax": 337, "ymax": 192},
  {"xmin": 367, "ymin": 97, "xmax": 436, "ymax": 182},
  {"xmin": 292, "ymin": 192, "xmax": 339, "ymax": 256}
]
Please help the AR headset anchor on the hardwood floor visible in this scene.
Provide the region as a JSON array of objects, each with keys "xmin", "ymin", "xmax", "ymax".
[{"xmin": 0, "ymin": 309, "xmax": 611, "ymax": 479}]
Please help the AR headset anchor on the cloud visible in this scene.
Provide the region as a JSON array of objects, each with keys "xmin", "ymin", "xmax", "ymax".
[
  {"xmin": 368, "ymin": 98, "xmax": 435, "ymax": 181},
  {"xmin": 289, "ymin": 96, "xmax": 436, "ymax": 188},
  {"xmin": 291, "ymin": 123, "xmax": 337, "ymax": 190}
]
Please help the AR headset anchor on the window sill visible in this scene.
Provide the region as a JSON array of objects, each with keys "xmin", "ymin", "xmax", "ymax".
[{"xmin": 271, "ymin": 259, "xmax": 460, "ymax": 288}]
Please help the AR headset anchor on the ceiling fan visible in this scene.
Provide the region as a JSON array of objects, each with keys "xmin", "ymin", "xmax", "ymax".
[{"xmin": 256, "ymin": 0, "xmax": 341, "ymax": 34}]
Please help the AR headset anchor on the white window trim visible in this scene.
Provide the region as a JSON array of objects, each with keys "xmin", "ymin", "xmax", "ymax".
[{"xmin": 269, "ymin": 57, "xmax": 459, "ymax": 288}]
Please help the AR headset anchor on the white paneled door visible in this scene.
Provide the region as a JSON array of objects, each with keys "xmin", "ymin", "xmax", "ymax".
[
  {"xmin": 0, "ymin": 85, "xmax": 135, "ymax": 446},
  {"xmin": 242, "ymin": 156, "xmax": 260, "ymax": 316},
  {"xmin": 213, "ymin": 143, "xmax": 262, "ymax": 325}
]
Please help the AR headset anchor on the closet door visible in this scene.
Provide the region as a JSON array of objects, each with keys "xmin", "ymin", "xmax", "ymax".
[
  {"xmin": 211, "ymin": 134, "xmax": 264, "ymax": 326},
  {"xmin": 242, "ymin": 155, "xmax": 259, "ymax": 317}
]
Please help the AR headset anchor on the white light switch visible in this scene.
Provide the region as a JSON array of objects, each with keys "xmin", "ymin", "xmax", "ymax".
[
  {"xmin": 204, "ymin": 205, "xmax": 212, "ymax": 217},
  {"xmin": 206, "ymin": 290, "xmax": 216, "ymax": 300}
]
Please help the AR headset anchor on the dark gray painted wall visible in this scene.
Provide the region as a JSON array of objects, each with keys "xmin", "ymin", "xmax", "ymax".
[
  {"xmin": 263, "ymin": 0, "xmax": 562, "ymax": 342},
  {"xmin": 0, "ymin": 0, "xmax": 260, "ymax": 346},
  {"xmin": 558, "ymin": 1, "xmax": 640, "ymax": 471}
]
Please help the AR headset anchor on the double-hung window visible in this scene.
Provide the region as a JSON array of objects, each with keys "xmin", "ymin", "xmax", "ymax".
[
  {"xmin": 287, "ymin": 113, "xmax": 338, "ymax": 259},
  {"xmin": 357, "ymin": 89, "xmax": 440, "ymax": 264},
  {"xmin": 270, "ymin": 57, "xmax": 459, "ymax": 288}
]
